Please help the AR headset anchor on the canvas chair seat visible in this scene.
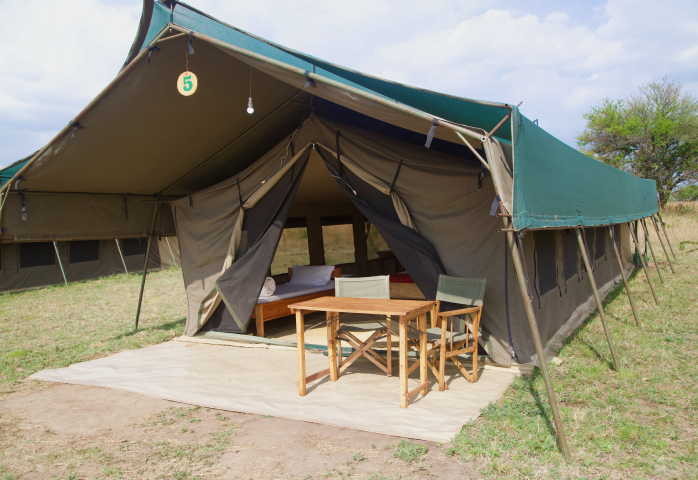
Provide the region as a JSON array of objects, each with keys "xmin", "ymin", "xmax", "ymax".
[
  {"xmin": 408, "ymin": 327, "xmax": 470, "ymax": 344},
  {"xmin": 337, "ymin": 322, "xmax": 389, "ymax": 333}
]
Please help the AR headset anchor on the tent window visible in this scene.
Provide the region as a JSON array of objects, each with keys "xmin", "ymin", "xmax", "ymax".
[
  {"xmin": 366, "ymin": 222, "xmax": 389, "ymax": 260},
  {"xmin": 19, "ymin": 242, "xmax": 56, "ymax": 269},
  {"xmin": 563, "ymin": 230, "xmax": 577, "ymax": 281},
  {"xmin": 535, "ymin": 231, "xmax": 558, "ymax": 296},
  {"xmin": 122, "ymin": 238, "xmax": 149, "ymax": 256},
  {"xmin": 321, "ymin": 216, "xmax": 355, "ymax": 266},
  {"xmin": 613, "ymin": 224, "xmax": 622, "ymax": 255},
  {"xmin": 271, "ymin": 218, "xmax": 310, "ymax": 275},
  {"xmin": 594, "ymin": 227, "xmax": 606, "ymax": 261},
  {"xmin": 69, "ymin": 240, "xmax": 100, "ymax": 264}
]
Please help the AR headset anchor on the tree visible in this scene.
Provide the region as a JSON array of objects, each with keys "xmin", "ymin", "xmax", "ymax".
[
  {"xmin": 576, "ymin": 78, "xmax": 698, "ymax": 206},
  {"xmin": 673, "ymin": 185, "xmax": 698, "ymax": 202}
]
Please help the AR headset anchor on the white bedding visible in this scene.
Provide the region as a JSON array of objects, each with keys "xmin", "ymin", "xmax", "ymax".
[{"xmin": 257, "ymin": 280, "xmax": 335, "ymax": 304}]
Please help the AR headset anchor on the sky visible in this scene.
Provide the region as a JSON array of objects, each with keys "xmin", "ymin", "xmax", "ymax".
[{"xmin": 1, "ymin": 0, "xmax": 697, "ymax": 168}]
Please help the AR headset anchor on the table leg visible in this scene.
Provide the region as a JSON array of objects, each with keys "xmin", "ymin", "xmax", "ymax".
[
  {"xmin": 386, "ymin": 315, "xmax": 392, "ymax": 377},
  {"xmin": 399, "ymin": 315, "xmax": 408, "ymax": 408},
  {"xmin": 296, "ymin": 310, "xmax": 306, "ymax": 396},
  {"xmin": 327, "ymin": 311, "xmax": 338, "ymax": 382},
  {"xmin": 419, "ymin": 314, "xmax": 428, "ymax": 396}
]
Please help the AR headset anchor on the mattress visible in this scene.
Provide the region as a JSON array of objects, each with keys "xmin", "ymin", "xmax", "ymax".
[{"xmin": 257, "ymin": 280, "xmax": 335, "ymax": 304}]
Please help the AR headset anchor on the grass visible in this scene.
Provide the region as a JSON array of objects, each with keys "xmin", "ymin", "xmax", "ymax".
[
  {"xmin": 392, "ymin": 440, "xmax": 428, "ymax": 463},
  {"xmin": 0, "ymin": 267, "xmax": 186, "ymax": 395},
  {"xmin": 449, "ymin": 204, "xmax": 698, "ymax": 478}
]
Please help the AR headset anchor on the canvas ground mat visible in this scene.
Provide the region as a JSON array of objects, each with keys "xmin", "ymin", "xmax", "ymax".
[{"xmin": 30, "ymin": 341, "xmax": 518, "ymax": 442}]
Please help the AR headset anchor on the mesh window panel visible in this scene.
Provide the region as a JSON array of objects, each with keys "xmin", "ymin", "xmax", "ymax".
[
  {"xmin": 535, "ymin": 231, "xmax": 558, "ymax": 296},
  {"xmin": 322, "ymin": 223, "xmax": 355, "ymax": 265},
  {"xmin": 122, "ymin": 238, "xmax": 148, "ymax": 256},
  {"xmin": 594, "ymin": 227, "xmax": 606, "ymax": 261},
  {"xmin": 366, "ymin": 222, "xmax": 389, "ymax": 260},
  {"xmin": 69, "ymin": 240, "xmax": 100, "ymax": 264},
  {"xmin": 563, "ymin": 230, "xmax": 577, "ymax": 281},
  {"xmin": 270, "ymin": 227, "xmax": 310, "ymax": 275},
  {"xmin": 19, "ymin": 242, "xmax": 56, "ymax": 268}
]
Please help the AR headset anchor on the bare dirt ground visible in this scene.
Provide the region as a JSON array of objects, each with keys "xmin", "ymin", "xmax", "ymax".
[{"xmin": 0, "ymin": 382, "xmax": 480, "ymax": 479}]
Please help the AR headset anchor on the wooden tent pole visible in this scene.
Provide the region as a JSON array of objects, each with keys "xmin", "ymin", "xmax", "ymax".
[
  {"xmin": 53, "ymin": 241, "xmax": 68, "ymax": 287},
  {"xmin": 505, "ymin": 227, "xmax": 571, "ymax": 460},
  {"xmin": 655, "ymin": 212, "xmax": 676, "ymax": 259},
  {"xmin": 134, "ymin": 235, "xmax": 153, "ymax": 331},
  {"xmin": 650, "ymin": 216, "xmax": 675, "ymax": 273},
  {"xmin": 640, "ymin": 218, "xmax": 664, "ymax": 285},
  {"xmin": 115, "ymin": 239, "xmax": 129, "ymax": 275},
  {"xmin": 608, "ymin": 226, "xmax": 641, "ymax": 328},
  {"xmin": 575, "ymin": 228, "xmax": 620, "ymax": 370},
  {"xmin": 628, "ymin": 222, "xmax": 660, "ymax": 305}
]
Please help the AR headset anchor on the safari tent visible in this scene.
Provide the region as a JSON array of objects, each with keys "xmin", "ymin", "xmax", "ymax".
[{"xmin": 0, "ymin": 0, "xmax": 664, "ymax": 456}]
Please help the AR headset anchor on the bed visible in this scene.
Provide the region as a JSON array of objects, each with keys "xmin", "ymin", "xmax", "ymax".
[{"xmin": 253, "ymin": 266, "xmax": 341, "ymax": 337}]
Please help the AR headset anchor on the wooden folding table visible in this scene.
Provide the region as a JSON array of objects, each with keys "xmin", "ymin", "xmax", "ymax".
[{"xmin": 289, "ymin": 297, "xmax": 437, "ymax": 408}]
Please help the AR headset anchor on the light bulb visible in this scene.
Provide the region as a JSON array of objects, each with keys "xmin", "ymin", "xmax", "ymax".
[{"xmin": 247, "ymin": 97, "xmax": 254, "ymax": 114}]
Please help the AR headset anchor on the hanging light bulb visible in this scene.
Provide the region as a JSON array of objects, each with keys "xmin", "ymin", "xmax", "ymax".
[{"xmin": 246, "ymin": 66, "xmax": 254, "ymax": 114}]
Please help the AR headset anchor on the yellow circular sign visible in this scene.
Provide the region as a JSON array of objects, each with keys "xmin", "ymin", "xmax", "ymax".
[{"xmin": 177, "ymin": 71, "xmax": 198, "ymax": 96}]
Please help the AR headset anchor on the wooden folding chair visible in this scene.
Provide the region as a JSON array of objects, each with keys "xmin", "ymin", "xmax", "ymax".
[
  {"xmin": 409, "ymin": 275, "xmax": 485, "ymax": 390},
  {"xmin": 333, "ymin": 276, "xmax": 394, "ymax": 376}
]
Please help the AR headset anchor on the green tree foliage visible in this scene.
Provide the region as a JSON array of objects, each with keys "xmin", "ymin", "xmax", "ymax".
[
  {"xmin": 673, "ymin": 185, "xmax": 698, "ymax": 201},
  {"xmin": 577, "ymin": 78, "xmax": 698, "ymax": 206}
]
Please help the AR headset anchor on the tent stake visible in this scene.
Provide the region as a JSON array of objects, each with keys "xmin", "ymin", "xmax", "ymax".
[
  {"xmin": 165, "ymin": 237, "xmax": 178, "ymax": 267},
  {"xmin": 640, "ymin": 218, "xmax": 664, "ymax": 285},
  {"xmin": 608, "ymin": 226, "xmax": 641, "ymax": 328},
  {"xmin": 115, "ymin": 239, "xmax": 129, "ymax": 275},
  {"xmin": 655, "ymin": 212, "xmax": 676, "ymax": 259},
  {"xmin": 134, "ymin": 235, "xmax": 153, "ymax": 331},
  {"xmin": 505, "ymin": 227, "xmax": 570, "ymax": 461},
  {"xmin": 575, "ymin": 228, "xmax": 620, "ymax": 370},
  {"xmin": 628, "ymin": 222, "xmax": 659, "ymax": 305},
  {"xmin": 650, "ymin": 216, "xmax": 675, "ymax": 273},
  {"xmin": 53, "ymin": 241, "xmax": 68, "ymax": 287}
]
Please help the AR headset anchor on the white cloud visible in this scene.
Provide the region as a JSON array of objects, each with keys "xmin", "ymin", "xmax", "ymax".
[{"xmin": 1, "ymin": 0, "xmax": 697, "ymax": 167}]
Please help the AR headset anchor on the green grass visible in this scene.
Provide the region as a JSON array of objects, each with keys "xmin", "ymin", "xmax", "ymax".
[
  {"xmin": 392, "ymin": 440, "xmax": 428, "ymax": 463},
  {"xmin": 449, "ymin": 209, "xmax": 698, "ymax": 478},
  {"xmin": 0, "ymin": 267, "xmax": 186, "ymax": 395}
]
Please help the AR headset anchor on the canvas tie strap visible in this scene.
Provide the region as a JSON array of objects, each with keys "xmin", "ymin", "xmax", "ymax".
[
  {"xmin": 13, "ymin": 176, "xmax": 25, "ymax": 191},
  {"xmin": 489, "ymin": 195, "xmax": 501, "ymax": 216},
  {"xmin": 20, "ymin": 189, "xmax": 27, "ymax": 221},
  {"xmin": 237, "ymin": 178, "xmax": 245, "ymax": 210},
  {"xmin": 389, "ymin": 159, "xmax": 404, "ymax": 195},
  {"xmin": 516, "ymin": 231, "xmax": 533, "ymax": 301},
  {"xmin": 478, "ymin": 165, "xmax": 487, "ymax": 191},
  {"xmin": 188, "ymin": 31, "xmax": 195, "ymax": 54},
  {"xmin": 70, "ymin": 122, "xmax": 85, "ymax": 137},
  {"xmin": 147, "ymin": 45, "xmax": 160, "ymax": 64},
  {"xmin": 123, "ymin": 194, "xmax": 128, "ymax": 220},
  {"xmin": 304, "ymin": 71, "xmax": 316, "ymax": 88},
  {"xmin": 424, "ymin": 118, "xmax": 439, "ymax": 148}
]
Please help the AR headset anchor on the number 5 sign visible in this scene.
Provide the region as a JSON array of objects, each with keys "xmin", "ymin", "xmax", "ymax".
[{"xmin": 177, "ymin": 71, "xmax": 198, "ymax": 96}]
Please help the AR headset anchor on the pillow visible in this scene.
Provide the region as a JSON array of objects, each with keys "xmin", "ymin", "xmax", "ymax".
[{"xmin": 289, "ymin": 265, "xmax": 335, "ymax": 286}]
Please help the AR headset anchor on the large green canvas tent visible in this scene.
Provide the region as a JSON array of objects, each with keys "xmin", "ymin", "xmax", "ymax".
[{"xmin": 0, "ymin": 0, "xmax": 662, "ymax": 455}]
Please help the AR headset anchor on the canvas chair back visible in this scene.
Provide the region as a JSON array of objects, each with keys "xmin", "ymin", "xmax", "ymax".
[
  {"xmin": 436, "ymin": 275, "xmax": 486, "ymax": 333},
  {"xmin": 335, "ymin": 276, "xmax": 390, "ymax": 300}
]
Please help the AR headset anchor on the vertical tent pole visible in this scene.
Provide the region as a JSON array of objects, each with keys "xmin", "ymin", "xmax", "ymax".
[
  {"xmin": 640, "ymin": 218, "xmax": 664, "ymax": 285},
  {"xmin": 655, "ymin": 212, "xmax": 676, "ymax": 259},
  {"xmin": 505, "ymin": 228, "xmax": 570, "ymax": 460},
  {"xmin": 608, "ymin": 226, "xmax": 641, "ymax": 328},
  {"xmin": 628, "ymin": 222, "xmax": 660, "ymax": 305},
  {"xmin": 650, "ymin": 216, "xmax": 675, "ymax": 274},
  {"xmin": 115, "ymin": 239, "xmax": 129, "ymax": 275},
  {"xmin": 53, "ymin": 241, "xmax": 68, "ymax": 287},
  {"xmin": 575, "ymin": 228, "xmax": 620, "ymax": 370},
  {"xmin": 134, "ymin": 235, "xmax": 153, "ymax": 330},
  {"xmin": 165, "ymin": 237, "xmax": 178, "ymax": 267}
]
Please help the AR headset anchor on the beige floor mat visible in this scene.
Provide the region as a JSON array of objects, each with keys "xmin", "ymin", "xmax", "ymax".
[{"xmin": 30, "ymin": 341, "xmax": 517, "ymax": 442}]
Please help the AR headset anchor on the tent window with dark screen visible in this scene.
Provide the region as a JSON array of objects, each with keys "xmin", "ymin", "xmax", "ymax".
[
  {"xmin": 122, "ymin": 238, "xmax": 149, "ymax": 256},
  {"xmin": 563, "ymin": 231, "xmax": 578, "ymax": 283},
  {"xmin": 69, "ymin": 240, "xmax": 100, "ymax": 264},
  {"xmin": 535, "ymin": 231, "xmax": 559, "ymax": 298},
  {"xmin": 595, "ymin": 227, "xmax": 606, "ymax": 261},
  {"xmin": 19, "ymin": 242, "xmax": 56, "ymax": 269}
]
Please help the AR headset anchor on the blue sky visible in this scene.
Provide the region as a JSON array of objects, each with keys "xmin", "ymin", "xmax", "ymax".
[{"xmin": 1, "ymin": 0, "xmax": 697, "ymax": 167}]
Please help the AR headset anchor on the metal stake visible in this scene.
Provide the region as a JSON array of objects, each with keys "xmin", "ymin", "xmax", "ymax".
[
  {"xmin": 640, "ymin": 218, "xmax": 664, "ymax": 285},
  {"xmin": 608, "ymin": 226, "xmax": 641, "ymax": 328},
  {"xmin": 505, "ymin": 226, "xmax": 571, "ymax": 460},
  {"xmin": 655, "ymin": 212, "xmax": 676, "ymax": 259},
  {"xmin": 134, "ymin": 236, "xmax": 153, "ymax": 330},
  {"xmin": 650, "ymin": 216, "xmax": 675, "ymax": 273},
  {"xmin": 628, "ymin": 223, "xmax": 659, "ymax": 305},
  {"xmin": 115, "ymin": 239, "xmax": 129, "ymax": 275},
  {"xmin": 165, "ymin": 237, "xmax": 178, "ymax": 267},
  {"xmin": 53, "ymin": 241, "xmax": 68, "ymax": 287},
  {"xmin": 575, "ymin": 228, "xmax": 620, "ymax": 370}
]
